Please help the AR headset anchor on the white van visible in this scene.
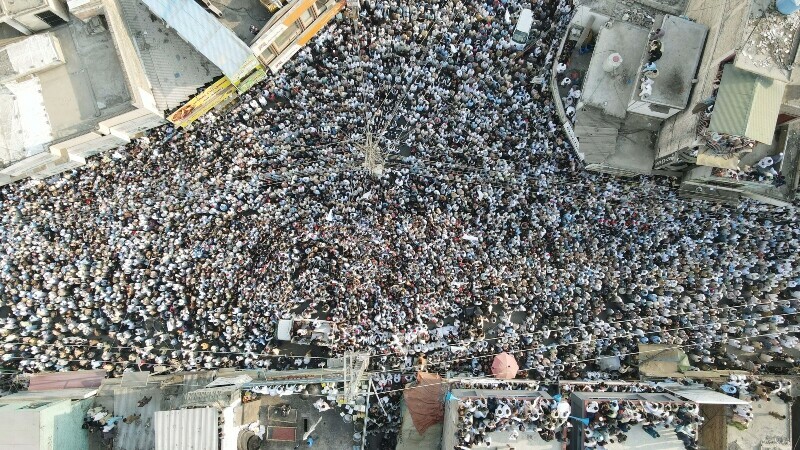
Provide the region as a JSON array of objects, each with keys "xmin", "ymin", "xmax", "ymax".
[
  {"xmin": 512, "ymin": 9, "xmax": 534, "ymax": 50},
  {"xmin": 276, "ymin": 318, "xmax": 335, "ymax": 346}
]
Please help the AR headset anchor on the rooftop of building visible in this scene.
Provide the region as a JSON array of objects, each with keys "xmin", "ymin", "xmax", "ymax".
[
  {"xmin": 137, "ymin": 0, "xmax": 254, "ymax": 81},
  {"xmin": 726, "ymin": 396, "xmax": 792, "ymax": 450},
  {"xmin": 0, "ymin": 32, "xmax": 61, "ymax": 81},
  {"xmin": 115, "ymin": 0, "xmax": 222, "ymax": 113},
  {"xmin": 607, "ymin": 426, "xmax": 687, "ymax": 450},
  {"xmin": 708, "ymin": 63, "xmax": 786, "ymax": 145},
  {"xmin": 0, "ymin": 17, "xmax": 132, "ymax": 168},
  {"xmin": 633, "ymin": 15, "xmax": 708, "ymax": 109},
  {"xmin": 734, "ymin": 0, "xmax": 800, "ymax": 83},
  {"xmin": 206, "ymin": 0, "xmax": 273, "ymax": 43},
  {"xmin": 581, "ymin": 20, "xmax": 650, "ymax": 119},
  {"xmin": 0, "ymin": 0, "xmax": 47, "ymax": 15},
  {"xmin": 93, "ymin": 371, "xmax": 221, "ymax": 450},
  {"xmin": 569, "ymin": 392, "xmax": 694, "ymax": 450},
  {"xmin": 705, "ymin": 120, "xmax": 800, "ymax": 203},
  {"xmin": 88, "ymin": 367, "xmax": 356, "ymax": 450},
  {"xmin": 573, "ymin": 104, "xmax": 661, "ymax": 175},
  {"xmin": 252, "ymin": 387, "xmax": 359, "ymax": 450},
  {"xmin": 443, "ymin": 389, "xmax": 561, "ymax": 450}
]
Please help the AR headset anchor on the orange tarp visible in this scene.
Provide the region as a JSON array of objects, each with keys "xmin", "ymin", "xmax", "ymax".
[{"xmin": 403, "ymin": 372, "xmax": 446, "ymax": 435}]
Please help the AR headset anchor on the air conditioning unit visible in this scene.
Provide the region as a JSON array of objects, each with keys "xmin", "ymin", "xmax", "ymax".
[{"xmin": 67, "ymin": 0, "xmax": 104, "ymax": 22}]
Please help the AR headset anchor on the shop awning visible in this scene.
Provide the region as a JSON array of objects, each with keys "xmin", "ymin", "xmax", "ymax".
[
  {"xmin": 709, "ymin": 64, "xmax": 786, "ymax": 144},
  {"xmin": 667, "ymin": 386, "xmax": 750, "ymax": 405}
]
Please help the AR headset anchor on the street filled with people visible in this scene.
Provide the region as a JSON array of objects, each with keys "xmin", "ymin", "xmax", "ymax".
[{"xmin": 0, "ymin": 0, "xmax": 798, "ymax": 405}]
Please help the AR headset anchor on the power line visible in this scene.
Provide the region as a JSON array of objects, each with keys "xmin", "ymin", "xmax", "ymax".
[
  {"xmin": 364, "ymin": 330, "xmax": 794, "ymax": 397},
  {"xmin": 359, "ymin": 299, "xmax": 794, "ymax": 360},
  {"xmin": 361, "ymin": 311, "xmax": 798, "ymax": 374}
]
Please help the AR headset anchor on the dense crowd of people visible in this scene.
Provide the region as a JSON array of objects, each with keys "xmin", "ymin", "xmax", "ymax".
[
  {"xmin": 456, "ymin": 394, "xmax": 569, "ymax": 447},
  {"xmin": 0, "ymin": 0, "xmax": 798, "ymax": 400}
]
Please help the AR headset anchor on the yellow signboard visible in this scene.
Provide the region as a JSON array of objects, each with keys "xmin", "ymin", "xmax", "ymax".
[
  {"xmin": 167, "ymin": 76, "xmax": 238, "ymax": 128},
  {"xmin": 167, "ymin": 54, "xmax": 270, "ymax": 128}
]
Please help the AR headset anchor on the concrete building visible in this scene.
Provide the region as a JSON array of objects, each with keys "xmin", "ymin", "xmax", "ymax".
[
  {"xmin": 0, "ymin": 0, "xmax": 344, "ymax": 184},
  {"xmin": 569, "ymin": 391, "xmax": 692, "ymax": 450},
  {"xmin": 0, "ymin": 0, "xmax": 274, "ymax": 185},
  {"xmin": 0, "ymin": 396, "xmax": 93, "ymax": 450},
  {"xmin": 0, "ymin": 0, "xmax": 221, "ymax": 185},
  {"xmin": 441, "ymin": 388, "xmax": 561, "ymax": 450},
  {"xmin": 250, "ymin": 0, "xmax": 345, "ymax": 74},
  {"xmin": 87, "ymin": 366, "xmax": 363, "ymax": 450},
  {"xmin": 655, "ymin": 0, "xmax": 800, "ymax": 206},
  {"xmin": 0, "ymin": 0, "xmax": 69, "ymax": 42},
  {"xmin": 567, "ymin": 7, "xmax": 708, "ymax": 177},
  {"xmin": 0, "ymin": 9, "xmax": 145, "ymax": 185},
  {"xmin": 559, "ymin": 0, "xmax": 800, "ymax": 206}
]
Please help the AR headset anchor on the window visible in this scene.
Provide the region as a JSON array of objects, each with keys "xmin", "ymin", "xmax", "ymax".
[
  {"xmin": 314, "ymin": 0, "xmax": 329, "ymax": 15},
  {"xmin": 261, "ymin": 46, "xmax": 277, "ymax": 63},
  {"xmin": 35, "ymin": 10, "xmax": 67, "ymax": 27},
  {"xmin": 299, "ymin": 9, "xmax": 314, "ymax": 27},
  {"xmin": 274, "ymin": 24, "xmax": 299, "ymax": 51}
]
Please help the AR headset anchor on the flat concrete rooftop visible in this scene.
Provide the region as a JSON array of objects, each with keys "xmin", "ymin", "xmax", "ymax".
[
  {"xmin": 735, "ymin": 1, "xmax": 800, "ymax": 83},
  {"xmin": 39, "ymin": 18, "xmax": 132, "ymax": 139},
  {"xmin": 0, "ymin": 0, "xmax": 46, "ymax": 15},
  {"xmin": 581, "ymin": 21, "xmax": 649, "ymax": 119},
  {"xmin": 443, "ymin": 389, "xmax": 560, "ymax": 450},
  {"xmin": 0, "ymin": 16, "xmax": 132, "ymax": 167},
  {"xmin": 574, "ymin": 106, "xmax": 659, "ymax": 175},
  {"xmin": 635, "ymin": 14, "xmax": 708, "ymax": 109}
]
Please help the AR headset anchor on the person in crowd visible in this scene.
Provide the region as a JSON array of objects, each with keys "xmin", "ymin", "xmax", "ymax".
[{"xmin": 0, "ymin": 0, "xmax": 796, "ymax": 413}]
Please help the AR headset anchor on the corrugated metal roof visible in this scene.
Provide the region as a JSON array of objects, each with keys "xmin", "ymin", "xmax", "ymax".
[
  {"xmin": 155, "ymin": 408, "xmax": 219, "ymax": 450},
  {"xmin": 27, "ymin": 369, "xmax": 105, "ymax": 391},
  {"xmin": 139, "ymin": 0, "xmax": 253, "ymax": 80},
  {"xmin": 116, "ymin": 0, "xmax": 221, "ymax": 113},
  {"xmin": 113, "ymin": 386, "xmax": 163, "ymax": 450},
  {"xmin": 709, "ymin": 64, "xmax": 786, "ymax": 144}
]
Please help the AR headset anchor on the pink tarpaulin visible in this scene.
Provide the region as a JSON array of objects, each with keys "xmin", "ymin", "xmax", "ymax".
[
  {"xmin": 28, "ymin": 369, "xmax": 105, "ymax": 391},
  {"xmin": 491, "ymin": 352, "xmax": 519, "ymax": 379}
]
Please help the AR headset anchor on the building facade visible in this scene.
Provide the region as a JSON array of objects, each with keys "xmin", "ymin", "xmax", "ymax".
[
  {"xmin": 0, "ymin": 0, "xmax": 69, "ymax": 37},
  {"xmin": 654, "ymin": 0, "xmax": 800, "ymax": 206}
]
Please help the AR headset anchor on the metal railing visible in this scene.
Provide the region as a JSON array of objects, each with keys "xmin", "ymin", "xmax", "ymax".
[{"xmin": 550, "ymin": 22, "xmax": 581, "ymax": 158}]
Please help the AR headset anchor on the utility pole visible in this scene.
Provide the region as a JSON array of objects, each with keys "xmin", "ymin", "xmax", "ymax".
[
  {"xmin": 356, "ymin": 127, "xmax": 385, "ymax": 178},
  {"xmin": 341, "ymin": 352, "xmax": 370, "ymax": 403},
  {"xmin": 346, "ymin": 0, "xmax": 384, "ymax": 178}
]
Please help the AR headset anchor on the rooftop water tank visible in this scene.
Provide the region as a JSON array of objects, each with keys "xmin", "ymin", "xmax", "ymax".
[
  {"xmin": 603, "ymin": 53, "xmax": 623, "ymax": 72},
  {"xmin": 777, "ymin": 0, "xmax": 800, "ymax": 14}
]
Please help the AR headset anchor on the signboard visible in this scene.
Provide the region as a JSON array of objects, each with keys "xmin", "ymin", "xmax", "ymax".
[
  {"xmin": 230, "ymin": 55, "xmax": 267, "ymax": 86},
  {"xmin": 167, "ymin": 76, "xmax": 238, "ymax": 128}
]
